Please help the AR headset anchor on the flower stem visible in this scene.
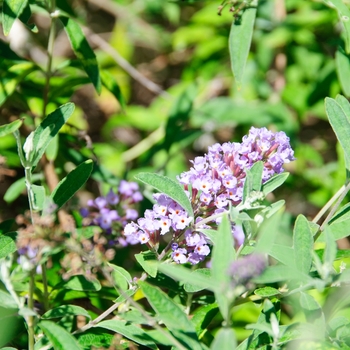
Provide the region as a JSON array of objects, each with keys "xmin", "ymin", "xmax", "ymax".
[
  {"xmin": 312, "ymin": 184, "xmax": 345, "ymax": 225},
  {"xmin": 41, "ymin": 264, "xmax": 50, "ymax": 311},
  {"xmin": 314, "ymin": 181, "xmax": 350, "ymax": 241},
  {"xmin": 42, "ymin": 0, "xmax": 57, "ymax": 118},
  {"xmin": 28, "ymin": 270, "xmax": 35, "ymax": 350}
]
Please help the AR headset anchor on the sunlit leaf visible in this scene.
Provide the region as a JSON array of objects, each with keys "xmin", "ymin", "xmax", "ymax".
[
  {"xmin": 0, "ymin": 232, "xmax": 17, "ymax": 259},
  {"xmin": 30, "ymin": 103, "xmax": 75, "ymax": 168},
  {"xmin": 50, "ymin": 160, "xmax": 93, "ymax": 210},
  {"xmin": 96, "ymin": 320, "xmax": 157, "ymax": 349},
  {"xmin": 135, "ymin": 251, "xmax": 158, "ymax": 278},
  {"xmin": 60, "ymin": 16, "xmax": 101, "ymax": 94},
  {"xmin": 293, "ymin": 215, "xmax": 313, "ymax": 275},
  {"xmin": 134, "ymin": 172, "xmax": 193, "ymax": 218},
  {"xmin": 229, "ymin": 1, "xmax": 257, "ymax": 87},
  {"xmin": 2, "ymin": 0, "xmax": 28, "ymax": 36},
  {"xmin": 0, "ymin": 119, "xmax": 23, "ymax": 138},
  {"xmin": 38, "ymin": 321, "xmax": 82, "ymax": 350},
  {"xmin": 42, "ymin": 305, "xmax": 91, "ymax": 320}
]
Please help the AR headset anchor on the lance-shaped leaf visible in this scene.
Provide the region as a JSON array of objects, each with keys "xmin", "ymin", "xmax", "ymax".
[
  {"xmin": 293, "ymin": 215, "xmax": 313, "ymax": 275},
  {"xmin": 229, "ymin": 1, "xmax": 258, "ymax": 88},
  {"xmin": 158, "ymin": 263, "xmax": 214, "ymax": 292},
  {"xmin": 42, "ymin": 305, "xmax": 91, "ymax": 320},
  {"xmin": 50, "ymin": 159, "xmax": 93, "ymax": 210},
  {"xmin": 0, "ymin": 119, "xmax": 23, "ymax": 137},
  {"xmin": 329, "ymin": 0, "xmax": 350, "ymax": 54},
  {"xmin": 2, "ymin": 0, "xmax": 28, "ymax": 36},
  {"xmin": 262, "ymin": 172, "xmax": 289, "ymax": 196},
  {"xmin": 138, "ymin": 281, "xmax": 201, "ymax": 350},
  {"xmin": 39, "ymin": 321, "xmax": 82, "ymax": 350},
  {"xmin": 60, "ymin": 16, "xmax": 101, "ymax": 94},
  {"xmin": 325, "ymin": 96, "xmax": 350, "ymax": 178},
  {"xmin": 96, "ymin": 320, "xmax": 157, "ymax": 349},
  {"xmin": 243, "ymin": 160, "xmax": 263, "ymax": 202},
  {"xmin": 134, "ymin": 172, "xmax": 194, "ymax": 218},
  {"xmin": 210, "ymin": 327, "xmax": 236, "ymax": 350},
  {"xmin": 211, "ymin": 215, "xmax": 235, "ymax": 322},
  {"xmin": 336, "ymin": 47, "xmax": 350, "ymax": 97},
  {"xmin": 100, "ymin": 70, "xmax": 125, "ymax": 110},
  {"xmin": 29, "ymin": 103, "xmax": 75, "ymax": 168},
  {"xmin": 0, "ymin": 232, "xmax": 18, "ymax": 259}
]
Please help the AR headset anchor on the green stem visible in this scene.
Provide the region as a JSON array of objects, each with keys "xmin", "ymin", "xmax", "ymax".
[
  {"xmin": 28, "ymin": 270, "xmax": 35, "ymax": 350},
  {"xmin": 41, "ymin": 264, "xmax": 50, "ymax": 311},
  {"xmin": 42, "ymin": 1, "xmax": 57, "ymax": 118},
  {"xmin": 312, "ymin": 185, "xmax": 345, "ymax": 225},
  {"xmin": 314, "ymin": 181, "xmax": 350, "ymax": 241}
]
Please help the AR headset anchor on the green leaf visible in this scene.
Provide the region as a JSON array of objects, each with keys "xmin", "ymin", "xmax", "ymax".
[
  {"xmin": 30, "ymin": 103, "xmax": 75, "ymax": 168},
  {"xmin": 191, "ymin": 303, "xmax": 219, "ymax": 337},
  {"xmin": 75, "ymin": 226, "xmax": 102, "ymax": 240},
  {"xmin": 323, "ymin": 226, "xmax": 337, "ymax": 268},
  {"xmin": 3, "ymin": 173, "xmax": 43, "ymax": 203},
  {"xmin": 243, "ymin": 161, "xmax": 263, "ymax": 203},
  {"xmin": 42, "ymin": 305, "xmax": 91, "ymax": 320},
  {"xmin": 2, "ymin": 0, "xmax": 28, "ymax": 36},
  {"xmin": 211, "ymin": 215, "xmax": 235, "ymax": 321},
  {"xmin": 108, "ymin": 263, "xmax": 132, "ymax": 291},
  {"xmin": 197, "ymin": 228, "xmax": 218, "ymax": 245},
  {"xmin": 229, "ymin": 2, "xmax": 257, "ymax": 87},
  {"xmin": 255, "ymin": 211, "xmax": 282, "ymax": 255},
  {"xmin": 336, "ymin": 47, "xmax": 350, "ymax": 97},
  {"xmin": 322, "ymin": 202, "xmax": 350, "ymax": 240},
  {"xmin": 158, "ymin": 263, "xmax": 214, "ymax": 292},
  {"xmin": 184, "ymin": 268, "xmax": 211, "ymax": 293},
  {"xmin": 210, "ymin": 327, "xmax": 236, "ymax": 350},
  {"xmin": 96, "ymin": 320, "xmax": 157, "ymax": 349},
  {"xmin": 329, "ymin": 0, "xmax": 350, "ymax": 54},
  {"xmin": 50, "ymin": 160, "xmax": 93, "ymax": 210},
  {"xmin": 0, "ymin": 289, "xmax": 18, "ymax": 309},
  {"xmin": 134, "ymin": 172, "xmax": 194, "ymax": 218},
  {"xmin": 0, "ymin": 119, "xmax": 23, "ymax": 137},
  {"xmin": 262, "ymin": 173, "xmax": 289, "ymax": 196},
  {"xmin": 0, "ymin": 232, "xmax": 17, "ymax": 259},
  {"xmin": 0, "ymin": 62, "xmax": 37, "ymax": 106},
  {"xmin": 325, "ymin": 96, "xmax": 350, "ymax": 176},
  {"xmin": 253, "ymin": 265, "xmax": 310, "ymax": 284},
  {"xmin": 254, "ymin": 287, "xmax": 281, "ymax": 298},
  {"xmin": 18, "ymin": 2, "xmax": 37, "ymax": 32},
  {"xmin": 269, "ymin": 244, "xmax": 294, "ymax": 266},
  {"xmin": 138, "ymin": 281, "xmax": 200, "ymax": 349},
  {"xmin": 30, "ymin": 184, "xmax": 46, "ymax": 211},
  {"xmin": 60, "ymin": 275, "xmax": 101, "ymax": 291},
  {"xmin": 299, "ymin": 292, "xmax": 326, "ymax": 331},
  {"xmin": 135, "ymin": 251, "xmax": 158, "ymax": 278},
  {"xmin": 100, "ymin": 70, "xmax": 125, "ymax": 110},
  {"xmin": 76, "ymin": 328, "xmax": 114, "ymax": 348},
  {"xmin": 38, "ymin": 321, "xmax": 82, "ymax": 350},
  {"xmin": 60, "ymin": 16, "xmax": 101, "ymax": 94},
  {"xmin": 45, "ymin": 134, "xmax": 59, "ymax": 161},
  {"xmin": 293, "ymin": 215, "xmax": 313, "ymax": 275}
]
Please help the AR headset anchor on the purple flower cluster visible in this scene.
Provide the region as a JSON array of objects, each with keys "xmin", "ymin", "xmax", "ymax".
[
  {"xmin": 82, "ymin": 180, "xmax": 143, "ymax": 246},
  {"xmin": 124, "ymin": 127, "xmax": 295, "ymax": 264},
  {"xmin": 178, "ymin": 126, "xmax": 295, "ymax": 206}
]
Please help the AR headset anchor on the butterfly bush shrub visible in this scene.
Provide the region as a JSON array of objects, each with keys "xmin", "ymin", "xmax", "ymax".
[
  {"xmin": 2, "ymin": 0, "xmax": 350, "ymax": 349},
  {"xmin": 124, "ymin": 127, "xmax": 295, "ymax": 264}
]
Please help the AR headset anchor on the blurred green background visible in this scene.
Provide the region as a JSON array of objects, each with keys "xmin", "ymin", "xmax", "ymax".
[{"xmin": 0, "ymin": 0, "xmax": 348, "ymax": 223}]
